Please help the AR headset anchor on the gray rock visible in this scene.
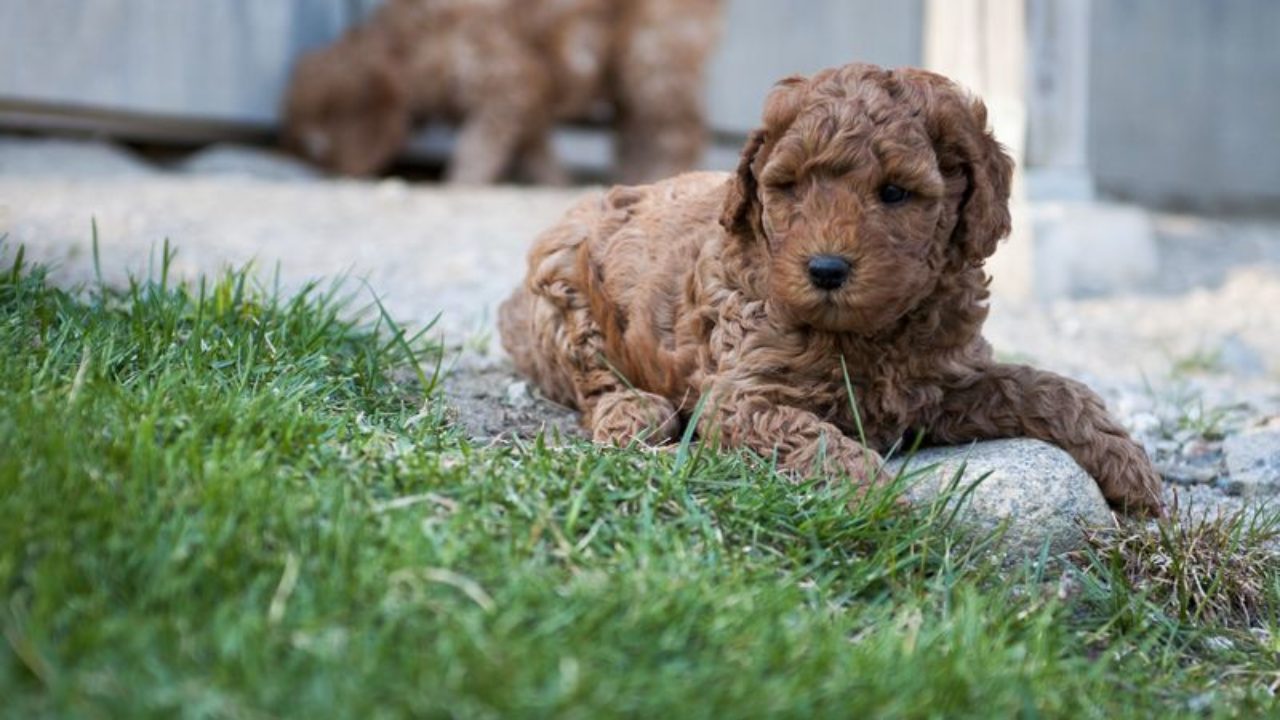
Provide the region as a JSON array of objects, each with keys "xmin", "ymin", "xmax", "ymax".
[
  {"xmin": 1157, "ymin": 461, "xmax": 1219, "ymax": 486},
  {"xmin": 1218, "ymin": 334, "xmax": 1266, "ymax": 378},
  {"xmin": 885, "ymin": 438, "xmax": 1113, "ymax": 558},
  {"xmin": 1222, "ymin": 429, "xmax": 1280, "ymax": 496},
  {"xmin": 1155, "ymin": 439, "xmax": 1225, "ymax": 485}
]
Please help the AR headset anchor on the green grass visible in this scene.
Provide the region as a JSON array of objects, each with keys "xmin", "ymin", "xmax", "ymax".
[
  {"xmin": 1170, "ymin": 346, "xmax": 1226, "ymax": 378},
  {"xmin": 3, "ymin": 246, "xmax": 1280, "ymax": 718}
]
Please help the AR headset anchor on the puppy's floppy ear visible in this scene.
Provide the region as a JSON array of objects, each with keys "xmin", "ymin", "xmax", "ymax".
[
  {"xmin": 719, "ymin": 128, "xmax": 767, "ymax": 240},
  {"xmin": 902, "ymin": 70, "xmax": 1014, "ymax": 262},
  {"xmin": 950, "ymin": 97, "xmax": 1014, "ymax": 261},
  {"xmin": 720, "ymin": 75, "xmax": 808, "ymax": 242}
]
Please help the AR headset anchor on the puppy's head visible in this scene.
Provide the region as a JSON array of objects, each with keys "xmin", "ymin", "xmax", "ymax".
[
  {"xmin": 282, "ymin": 32, "xmax": 410, "ymax": 177},
  {"xmin": 721, "ymin": 63, "xmax": 1013, "ymax": 335}
]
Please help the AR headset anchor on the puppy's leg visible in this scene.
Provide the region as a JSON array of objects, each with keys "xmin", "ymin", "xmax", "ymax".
[
  {"xmin": 701, "ymin": 391, "xmax": 884, "ymax": 488},
  {"xmin": 614, "ymin": 98, "xmax": 706, "ymax": 185},
  {"xmin": 560, "ymin": 302, "xmax": 680, "ymax": 446},
  {"xmin": 447, "ymin": 57, "xmax": 552, "ymax": 185},
  {"xmin": 612, "ymin": 0, "xmax": 718, "ymax": 183},
  {"xmin": 515, "ymin": 236, "xmax": 680, "ymax": 445},
  {"xmin": 930, "ymin": 364, "xmax": 1165, "ymax": 516},
  {"xmin": 589, "ymin": 389, "xmax": 680, "ymax": 446},
  {"xmin": 556, "ymin": 311, "xmax": 681, "ymax": 445},
  {"xmin": 502, "ymin": 285, "xmax": 678, "ymax": 444},
  {"xmin": 448, "ymin": 104, "xmax": 541, "ymax": 185},
  {"xmin": 513, "ymin": 134, "xmax": 571, "ymax": 187}
]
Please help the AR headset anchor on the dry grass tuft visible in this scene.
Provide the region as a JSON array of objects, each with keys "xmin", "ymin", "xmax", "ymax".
[{"xmin": 1076, "ymin": 501, "xmax": 1280, "ymax": 628}]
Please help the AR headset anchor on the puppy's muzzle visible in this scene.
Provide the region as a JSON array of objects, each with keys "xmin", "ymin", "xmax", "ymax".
[{"xmin": 807, "ymin": 255, "xmax": 851, "ymax": 291}]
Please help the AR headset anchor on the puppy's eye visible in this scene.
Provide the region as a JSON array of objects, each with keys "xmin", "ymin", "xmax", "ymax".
[
  {"xmin": 772, "ymin": 180, "xmax": 798, "ymax": 196},
  {"xmin": 878, "ymin": 184, "xmax": 911, "ymax": 205}
]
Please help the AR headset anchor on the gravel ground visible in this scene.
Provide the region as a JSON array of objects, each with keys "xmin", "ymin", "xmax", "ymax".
[{"xmin": 4, "ymin": 136, "xmax": 1279, "ymax": 520}]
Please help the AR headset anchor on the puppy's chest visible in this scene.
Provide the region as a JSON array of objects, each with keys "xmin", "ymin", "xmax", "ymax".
[{"xmin": 812, "ymin": 362, "xmax": 945, "ymax": 449}]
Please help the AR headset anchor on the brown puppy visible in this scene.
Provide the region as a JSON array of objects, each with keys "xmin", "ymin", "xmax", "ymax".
[
  {"xmin": 283, "ymin": 24, "xmax": 410, "ymax": 177},
  {"xmin": 499, "ymin": 63, "xmax": 1166, "ymax": 516},
  {"xmin": 282, "ymin": 0, "xmax": 722, "ymax": 184}
]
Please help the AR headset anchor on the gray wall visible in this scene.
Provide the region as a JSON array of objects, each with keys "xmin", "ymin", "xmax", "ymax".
[
  {"xmin": 706, "ymin": 0, "xmax": 922, "ymax": 133},
  {"xmin": 0, "ymin": 0, "xmax": 346, "ymax": 124},
  {"xmin": 1089, "ymin": 0, "xmax": 1280, "ymax": 212}
]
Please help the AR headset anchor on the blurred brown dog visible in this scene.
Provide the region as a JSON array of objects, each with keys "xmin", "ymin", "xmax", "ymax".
[
  {"xmin": 283, "ymin": 0, "xmax": 722, "ymax": 183},
  {"xmin": 499, "ymin": 63, "xmax": 1166, "ymax": 517}
]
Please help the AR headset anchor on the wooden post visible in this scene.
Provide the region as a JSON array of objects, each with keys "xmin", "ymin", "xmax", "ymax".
[
  {"xmin": 924, "ymin": 0, "xmax": 1033, "ymax": 302},
  {"xmin": 925, "ymin": 0, "xmax": 1156, "ymax": 301}
]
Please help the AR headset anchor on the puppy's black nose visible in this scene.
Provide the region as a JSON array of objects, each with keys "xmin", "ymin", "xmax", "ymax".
[{"xmin": 807, "ymin": 255, "xmax": 851, "ymax": 290}]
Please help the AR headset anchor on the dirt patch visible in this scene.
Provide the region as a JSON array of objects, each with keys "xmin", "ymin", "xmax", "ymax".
[{"xmin": 441, "ymin": 358, "xmax": 583, "ymax": 443}]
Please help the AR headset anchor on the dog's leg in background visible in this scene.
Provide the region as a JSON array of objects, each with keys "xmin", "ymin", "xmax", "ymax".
[
  {"xmin": 446, "ymin": 43, "xmax": 555, "ymax": 185},
  {"xmin": 612, "ymin": 0, "xmax": 720, "ymax": 184},
  {"xmin": 700, "ymin": 390, "xmax": 885, "ymax": 489},
  {"xmin": 448, "ymin": 102, "xmax": 545, "ymax": 185},
  {"xmin": 512, "ymin": 134, "xmax": 570, "ymax": 186},
  {"xmin": 613, "ymin": 85, "xmax": 706, "ymax": 185},
  {"xmin": 929, "ymin": 364, "xmax": 1166, "ymax": 516}
]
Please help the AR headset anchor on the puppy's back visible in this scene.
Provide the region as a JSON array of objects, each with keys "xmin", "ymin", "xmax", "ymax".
[{"xmin": 500, "ymin": 172, "xmax": 730, "ymax": 405}]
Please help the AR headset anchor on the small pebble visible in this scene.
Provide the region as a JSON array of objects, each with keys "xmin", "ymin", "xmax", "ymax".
[
  {"xmin": 1180, "ymin": 439, "xmax": 1221, "ymax": 460},
  {"xmin": 503, "ymin": 380, "xmax": 534, "ymax": 410},
  {"xmin": 1158, "ymin": 463, "xmax": 1219, "ymax": 485},
  {"xmin": 1126, "ymin": 411, "xmax": 1161, "ymax": 437}
]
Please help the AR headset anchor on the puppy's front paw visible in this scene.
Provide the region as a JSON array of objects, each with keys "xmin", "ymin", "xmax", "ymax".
[
  {"xmin": 589, "ymin": 390, "xmax": 681, "ymax": 446},
  {"xmin": 1099, "ymin": 441, "xmax": 1167, "ymax": 518},
  {"xmin": 820, "ymin": 446, "xmax": 909, "ymax": 508},
  {"xmin": 840, "ymin": 451, "xmax": 891, "ymax": 491},
  {"xmin": 790, "ymin": 440, "xmax": 887, "ymax": 489}
]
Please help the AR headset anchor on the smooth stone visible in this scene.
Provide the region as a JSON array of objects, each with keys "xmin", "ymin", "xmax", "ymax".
[{"xmin": 886, "ymin": 438, "xmax": 1113, "ymax": 558}]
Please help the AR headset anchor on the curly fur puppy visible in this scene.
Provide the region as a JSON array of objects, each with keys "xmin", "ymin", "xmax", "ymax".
[
  {"xmin": 282, "ymin": 0, "xmax": 721, "ymax": 184},
  {"xmin": 498, "ymin": 63, "xmax": 1166, "ymax": 517}
]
